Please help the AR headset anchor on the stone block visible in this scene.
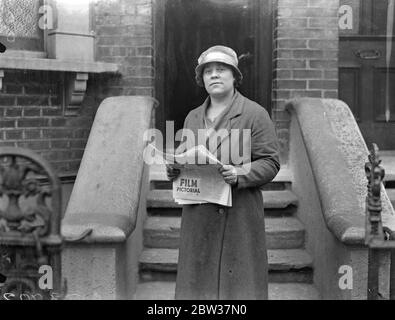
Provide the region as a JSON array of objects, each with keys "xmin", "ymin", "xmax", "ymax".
[
  {"xmin": 62, "ymin": 245, "xmax": 118, "ymax": 299},
  {"xmin": 47, "ymin": 33, "xmax": 95, "ymax": 61},
  {"xmin": 55, "ymin": 0, "xmax": 91, "ymax": 33}
]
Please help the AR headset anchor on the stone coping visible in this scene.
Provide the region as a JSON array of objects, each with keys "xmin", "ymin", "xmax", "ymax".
[
  {"xmin": 35, "ymin": 171, "xmax": 77, "ymax": 184},
  {"xmin": 2, "ymin": 50, "xmax": 47, "ymax": 58},
  {"xmin": 61, "ymin": 96, "xmax": 157, "ymax": 244},
  {"xmin": 62, "ymin": 213, "xmax": 130, "ymax": 244},
  {"xmin": 286, "ymin": 98, "xmax": 395, "ymax": 245},
  {"xmin": 0, "ymin": 56, "xmax": 119, "ymax": 73}
]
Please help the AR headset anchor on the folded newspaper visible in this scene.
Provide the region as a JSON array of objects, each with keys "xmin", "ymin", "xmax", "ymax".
[{"xmin": 148, "ymin": 144, "xmax": 232, "ymax": 207}]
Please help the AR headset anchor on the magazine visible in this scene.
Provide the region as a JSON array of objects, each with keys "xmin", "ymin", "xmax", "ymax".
[
  {"xmin": 148, "ymin": 143, "xmax": 223, "ymax": 166},
  {"xmin": 173, "ymin": 165, "xmax": 232, "ymax": 207},
  {"xmin": 148, "ymin": 144, "xmax": 232, "ymax": 206}
]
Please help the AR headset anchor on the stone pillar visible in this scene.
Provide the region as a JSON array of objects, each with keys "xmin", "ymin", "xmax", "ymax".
[
  {"xmin": 272, "ymin": 0, "xmax": 339, "ymax": 163},
  {"xmin": 61, "ymin": 96, "xmax": 157, "ymax": 299}
]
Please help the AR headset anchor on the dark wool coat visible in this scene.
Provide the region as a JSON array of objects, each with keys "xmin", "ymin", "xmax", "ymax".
[{"xmin": 174, "ymin": 91, "xmax": 280, "ymax": 300}]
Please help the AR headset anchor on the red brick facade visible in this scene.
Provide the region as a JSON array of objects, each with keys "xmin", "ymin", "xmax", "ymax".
[
  {"xmin": 0, "ymin": 0, "xmax": 154, "ymax": 175},
  {"xmin": 94, "ymin": 0, "xmax": 154, "ymax": 97},
  {"xmin": 0, "ymin": 70, "xmax": 91, "ymax": 173},
  {"xmin": 273, "ymin": 0, "xmax": 339, "ymax": 162},
  {"xmin": 0, "ymin": 0, "xmax": 342, "ymax": 170}
]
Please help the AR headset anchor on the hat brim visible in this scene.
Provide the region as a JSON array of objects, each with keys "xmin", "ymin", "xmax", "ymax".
[{"xmin": 195, "ymin": 62, "xmax": 243, "ymax": 86}]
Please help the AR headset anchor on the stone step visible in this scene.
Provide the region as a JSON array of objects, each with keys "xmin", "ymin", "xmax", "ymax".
[
  {"xmin": 139, "ymin": 248, "xmax": 313, "ymax": 273},
  {"xmin": 151, "ymin": 179, "xmax": 290, "ymax": 191},
  {"xmin": 150, "ymin": 166, "xmax": 293, "ymax": 191},
  {"xmin": 140, "ymin": 268, "xmax": 314, "ymax": 284},
  {"xmin": 146, "ymin": 189, "xmax": 298, "ymax": 210},
  {"xmin": 134, "ymin": 281, "xmax": 320, "ymax": 300},
  {"xmin": 381, "ymin": 151, "xmax": 395, "ymax": 182},
  {"xmin": 144, "ymin": 216, "xmax": 305, "ymax": 249},
  {"xmin": 147, "ymin": 206, "xmax": 297, "ymax": 218},
  {"xmin": 387, "ymin": 189, "xmax": 395, "ymax": 208}
]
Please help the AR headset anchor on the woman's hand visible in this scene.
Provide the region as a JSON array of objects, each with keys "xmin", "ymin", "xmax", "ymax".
[
  {"xmin": 219, "ymin": 165, "xmax": 238, "ymax": 186},
  {"xmin": 166, "ymin": 164, "xmax": 181, "ymax": 181}
]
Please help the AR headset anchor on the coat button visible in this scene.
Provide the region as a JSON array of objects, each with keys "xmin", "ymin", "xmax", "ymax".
[{"xmin": 218, "ymin": 208, "xmax": 225, "ymax": 214}]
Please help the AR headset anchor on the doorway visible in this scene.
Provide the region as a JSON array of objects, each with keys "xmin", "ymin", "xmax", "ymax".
[
  {"xmin": 154, "ymin": 0, "xmax": 273, "ymax": 134},
  {"xmin": 339, "ymin": 0, "xmax": 395, "ymax": 150}
]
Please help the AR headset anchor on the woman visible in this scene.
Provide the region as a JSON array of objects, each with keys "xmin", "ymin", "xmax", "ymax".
[{"xmin": 167, "ymin": 45, "xmax": 280, "ymax": 300}]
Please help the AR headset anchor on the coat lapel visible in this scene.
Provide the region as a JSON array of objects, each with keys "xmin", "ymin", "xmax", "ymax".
[
  {"xmin": 185, "ymin": 91, "xmax": 245, "ymax": 158},
  {"xmin": 206, "ymin": 91, "xmax": 244, "ymax": 154}
]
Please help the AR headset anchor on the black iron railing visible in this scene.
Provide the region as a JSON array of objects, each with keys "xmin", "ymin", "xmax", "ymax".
[
  {"xmin": 0, "ymin": 147, "xmax": 65, "ymax": 300},
  {"xmin": 365, "ymin": 143, "xmax": 395, "ymax": 300}
]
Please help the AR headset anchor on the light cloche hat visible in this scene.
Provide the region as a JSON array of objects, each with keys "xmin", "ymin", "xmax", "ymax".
[{"xmin": 195, "ymin": 45, "xmax": 243, "ymax": 87}]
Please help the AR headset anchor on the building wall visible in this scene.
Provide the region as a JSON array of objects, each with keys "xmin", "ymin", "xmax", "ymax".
[
  {"xmin": 272, "ymin": 0, "xmax": 340, "ymax": 163},
  {"xmin": 0, "ymin": 70, "xmax": 92, "ymax": 173},
  {"xmin": 0, "ymin": 0, "xmax": 154, "ymax": 175},
  {"xmin": 0, "ymin": 0, "xmax": 343, "ymax": 169},
  {"xmin": 93, "ymin": 0, "xmax": 154, "ymax": 97}
]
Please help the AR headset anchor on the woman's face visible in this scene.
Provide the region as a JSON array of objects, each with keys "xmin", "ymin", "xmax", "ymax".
[{"xmin": 202, "ymin": 62, "xmax": 235, "ymax": 98}]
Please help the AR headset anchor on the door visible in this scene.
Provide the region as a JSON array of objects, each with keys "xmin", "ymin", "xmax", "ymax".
[
  {"xmin": 339, "ymin": 0, "xmax": 395, "ymax": 150},
  {"xmin": 155, "ymin": 0, "xmax": 273, "ymax": 134}
]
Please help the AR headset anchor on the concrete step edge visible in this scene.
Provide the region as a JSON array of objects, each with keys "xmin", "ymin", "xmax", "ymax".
[
  {"xmin": 144, "ymin": 216, "xmax": 304, "ymax": 233},
  {"xmin": 139, "ymin": 248, "xmax": 313, "ymax": 272},
  {"xmin": 381, "ymin": 152, "xmax": 395, "ymax": 181},
  {"xmin": 144, "ymin": 216, "xmax": 305, "ymax": 240},
  {"xmin": 386, "ymin": 189, "xmax": 395, "ymax": 207},
  {"xmin": 147, "ymin": 189, "xmax": 298, "ymax": 209},
  {"xmin": 134, "ymin": 281, "xmax": 320, "ymax": 300},
  {"xmin": 144, "ymin": 217, "xmax": 306, "ymax": 249}
]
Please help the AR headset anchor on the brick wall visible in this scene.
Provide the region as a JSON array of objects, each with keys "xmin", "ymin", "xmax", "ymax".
[
  {"xmin": 0, "ymin": 0, "xmax": 154, "ymax": 175},
  {"xmin": 272, "ymin": 0, "xmax": 340, "ymax": 163},
  {"xmin": 0, "ymin": 0, "xmax": 342, "ymax": 169},
  {"xmin": 93, "ymin": 0, "xmax": 154, "ymax": 97},
  {"xmin": 0, "ymin": 70, "xmax": 91, "ymax": 173}
]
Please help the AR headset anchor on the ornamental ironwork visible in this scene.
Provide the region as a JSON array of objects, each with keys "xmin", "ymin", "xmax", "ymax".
[
  {"xmin": 365, "ymin": 143, "xmax": 395, "ymax": 300},
  {"xmin": 365, "ymin": 143, "xmax": 385, "ymax": 244},
  {"xmin": 0, "ymin": 147, "xmax": 65, "ymax": 300}
]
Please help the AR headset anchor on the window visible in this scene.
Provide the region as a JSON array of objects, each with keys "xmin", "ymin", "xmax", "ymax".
[{"xmin": 0, "ymin": 0, "xmax": 44, "ymax": 52}]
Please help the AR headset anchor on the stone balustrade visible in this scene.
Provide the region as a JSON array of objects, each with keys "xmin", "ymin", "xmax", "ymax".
[
  {"xmin": 61, "ymin": 96, "xmax": 157, "ymax": 299},
  {"xmin": 286, "ymin": 98, "xmax": 395, "ymax": 299}
]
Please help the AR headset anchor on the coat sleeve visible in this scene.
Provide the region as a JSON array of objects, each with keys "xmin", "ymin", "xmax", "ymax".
[{"xmin": 235, "ymin": 108, "xmax": 280, "ymax": 189}]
